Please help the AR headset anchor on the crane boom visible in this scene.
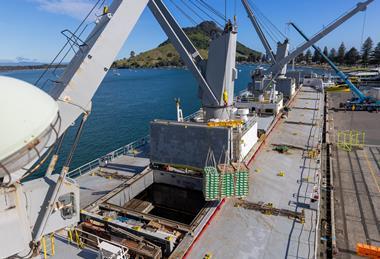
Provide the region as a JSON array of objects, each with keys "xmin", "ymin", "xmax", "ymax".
[
  {"xmin": 267, "ymin": 0, "xmax": 374, "ymax": 75},
  {"xmin": 289, "ymin": 22, "xmax": 366, "ymax": 101},
  {"xmin": 241, "ymin": 0, "xmax": 276, "ymax": 63},
  {"xmin": 148, "ymin": 0, "xmax": 219, "ymax": 106},
  {"xmin": 13, "ymin": 0, "xmax": 236, "ymax": 178},
  {"xmin": 50, "ymin": 0, "xmax": 149, "ymax": 136},
  {"xmin": 10, "ymin": 0, "xmax": 149, "ymax": 180}
]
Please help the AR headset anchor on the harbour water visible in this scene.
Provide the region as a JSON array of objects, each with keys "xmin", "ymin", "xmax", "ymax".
[{"xmin": 1, "ymin": 65, "xmax": 329, "ymax": 177}]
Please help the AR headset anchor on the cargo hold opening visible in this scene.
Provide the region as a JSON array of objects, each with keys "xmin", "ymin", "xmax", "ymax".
[{"xmin": 124, "ymin": 183, "xmax": 206, "ymax": 225}]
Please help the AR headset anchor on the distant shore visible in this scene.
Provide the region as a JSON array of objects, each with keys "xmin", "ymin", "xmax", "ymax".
[
  {"xmin": 0, "ymin": 64, "xmax": 65, "ymax": 72},
  {"xmin": 0, "ymin": 62, "xmax": 377, "ymax": 73}
]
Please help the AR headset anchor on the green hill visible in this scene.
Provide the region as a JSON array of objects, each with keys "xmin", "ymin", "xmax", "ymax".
[{"xmin": 113, "ymin": 21, "xmax": 261, "ymax": 68}]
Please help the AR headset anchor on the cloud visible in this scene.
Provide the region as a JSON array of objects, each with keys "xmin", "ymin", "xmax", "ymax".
[{"xmin": 33, "ymin": 0, "xmax": 96, "ymax": 20}]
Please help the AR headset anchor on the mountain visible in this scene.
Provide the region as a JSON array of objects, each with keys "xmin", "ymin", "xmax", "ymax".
[
  {"xmin": 113, "ymin": 21, "xmax": 261, "ymax": 68},
  {"xmin": 0, "ymin": 58, "xmax": 44, "ymax": 67}
]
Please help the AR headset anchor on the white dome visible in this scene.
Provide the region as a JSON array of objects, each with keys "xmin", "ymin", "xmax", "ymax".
[{"xmin": 0, "ymin": 76, "xmax": 58, "ymax": 162}]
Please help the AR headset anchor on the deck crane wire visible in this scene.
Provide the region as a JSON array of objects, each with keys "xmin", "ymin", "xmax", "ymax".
[
  {"xmin": 255, "ymin": 14, "xmax": 278, "ymax": 45},
  {"xmin": 197, "ymin": 0, "xmax": 225, "ymax": 21},
  {"xmin": 360, "ymin": 9, "xmax": 367, "ymax": 45},
  {"xmin": 180, "ymin": 0, "xmax": 205, "ymax": 23},
  {"xmin": 248, "ymin": 0, "xmax": 287, "ymax": 41},
  {"xmin": 225, "ymin": 0, "xmax": 227, "ymax": 23},
  {"xmin": 189, "ymin": 0, "xmax": 224, "ymax": 27},
  {"xmin": 35, "ymin": 0, "xmax": 103, "ymax": 86},
  {"xmin": 245, "ymin": 0, "xmax": 280, "ymax": 45},
  {"xmin": 169, "ymin": 0, "xmax": 198, "ymax": 26}
]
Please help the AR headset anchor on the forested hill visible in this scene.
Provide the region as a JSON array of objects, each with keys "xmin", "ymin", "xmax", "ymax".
[{"xmin": 113, "ymin": 21, "xmax": 261, "ymax": 68}]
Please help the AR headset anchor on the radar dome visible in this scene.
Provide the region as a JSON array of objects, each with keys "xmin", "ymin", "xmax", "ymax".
[{"xmin": 0, "ymin": 76, "xmax": 59, "ymax": 182}]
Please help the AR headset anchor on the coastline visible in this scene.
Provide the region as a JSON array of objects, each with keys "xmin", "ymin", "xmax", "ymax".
[{"xmin": 0, "ymin": 64, "xmax": 65, "ymax": 73}]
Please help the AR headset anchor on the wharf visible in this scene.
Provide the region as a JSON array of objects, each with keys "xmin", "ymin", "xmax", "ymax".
[
  {"xmin": 187, "ymin": 86, "xmax": 324, "ymax": 258},
  {"xmin": 327, "ymin": 92, "xmax": 380, "ymax": 258}
]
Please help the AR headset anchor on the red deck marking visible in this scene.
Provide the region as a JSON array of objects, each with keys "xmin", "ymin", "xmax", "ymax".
[{"xmin": 183, "ymin": 198, "xmax": 226, "ymax": 258}]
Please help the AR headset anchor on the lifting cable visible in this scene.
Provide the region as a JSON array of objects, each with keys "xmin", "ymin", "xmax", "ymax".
[
  {"xmin": 196, "ymin": 0, "xmax": 225, "ymax": 21},
  {"xmin": 64, "ymin": 114, "xmax": 89, "ymax": 168},
  {"xmin": 189, "ymin": 0, "xmax": 224, "ymax": 27},
  {"xmin": 224, "ymin": 0, "xmax": 227, "ymax": 23},
  {"xmin": 169, "ymin": 0, "xmax": 198, "ymax": 26},
  {"xmin": 35, "ymin": 0, "xmax": 103, "ymax": 86},
  {"xmin": 360, "ymin": 9, "xmax": 367, "ymax": 45},
  {"xmin": 246, "ymin": 0, "xmax": 280, "ymax": 44},
  {"xmin": 180, "ymin": 0, "xmax": 205, "ymax": 24},
  {"xmin": 248, "ymin": 0, "xmax": 287, "ymax": 42},
  {"xmin": 253, "ymin": 2, "xmax": 287, "ymax": 40}
]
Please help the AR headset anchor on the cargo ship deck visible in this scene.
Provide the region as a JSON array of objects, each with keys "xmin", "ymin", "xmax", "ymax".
[
  {"xmin": 187, "ymin": 86, "xmax": 323, "ymax": 258},
  {"xmin": 50, "ymin": 85, "xmax": 324, "ymax": 258}
]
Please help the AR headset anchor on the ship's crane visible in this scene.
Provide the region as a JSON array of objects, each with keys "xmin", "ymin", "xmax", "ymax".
[
  {"xmin": 241, "ymin": 0, "xmax": 276, "ymax": 63},
  {"xmin": 290, "ymin": 22, "xmax": 380, "ymax": 111},
  {"xmin": 241, "ymin": 0, "xmax": 289, "ymax": 103},
  {"xmin": 0, "ymin": 0, "xmax": 238, "ymax": 257},
  {"xmin": 267, "ymin": 0, "xmax": 374, "ymax": 77},
  {"xmin": 241, "ymin": 0, "xmax": 374, "ymax": 92}
]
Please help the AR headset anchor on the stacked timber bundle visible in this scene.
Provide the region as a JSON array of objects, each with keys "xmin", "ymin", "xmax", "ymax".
[
  {"xmin": 232, "ymin": 163, "xmax": 249, "ymax": 198},
  {"xmin": 203, "ymin": 166, "xmax": 220, "ymax": 201},
  {"xmin": 218, "ymin": 164, "xmax": 235, "ymax": 198},
  {"xmin": 203, "ymin": 162, "xmax": 250, "ymax": 200}
]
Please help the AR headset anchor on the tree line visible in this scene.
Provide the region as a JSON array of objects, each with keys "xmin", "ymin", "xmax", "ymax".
[{"xmin": 295, "ymin": 37, "xmax": 380, "ymax": 66}]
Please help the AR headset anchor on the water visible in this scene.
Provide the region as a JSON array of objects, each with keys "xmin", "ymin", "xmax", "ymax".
[{"xmin": 1, "ymin": 65, "xmax": 329, "ymax": 178}]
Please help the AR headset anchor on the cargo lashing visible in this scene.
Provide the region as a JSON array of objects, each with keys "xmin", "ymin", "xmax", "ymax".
[
  {"xmin": 203, "ymin": 150, "xmax": 249, "ymax": 201},
  {"xmin": 234, "ymin": 200, "xmax": 305, "ymax": 224}
]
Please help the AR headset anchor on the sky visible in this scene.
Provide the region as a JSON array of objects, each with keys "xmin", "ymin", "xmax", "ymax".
[{"xmin": 0, "ymin": 0, "xmax": 379, "ymax": 63}]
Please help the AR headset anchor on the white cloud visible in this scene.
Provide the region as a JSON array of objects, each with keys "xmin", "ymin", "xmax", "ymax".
[{"xmin": 33, "ymin": 0, "xmax": 96, "ymax": 20}]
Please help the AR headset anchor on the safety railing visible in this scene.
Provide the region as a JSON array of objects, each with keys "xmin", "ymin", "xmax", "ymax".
[
  {"xmin": 336, "ymin": 130, "xmax": 365, "ymax": 152},
  {"xmin": 183, "ymin": 110, "xmax": 203, "ymax": 121},
  {"xmin": 40, "ymin": 233, "xmax": 56, "ymax": 259},
  {"xmin": 239, "ymin": 115, "xmax": 258, "ymax": 134},
  {"xmin": 67, "ymin": 110, "xmax": 200, "ymax": 179},
  {"xmin": 67, "ymin": 135, "xmax": 149, "ymax": 178},
  {"xmin": 66, "ymin": 227, "xmax": 129, "ymax": 258}
]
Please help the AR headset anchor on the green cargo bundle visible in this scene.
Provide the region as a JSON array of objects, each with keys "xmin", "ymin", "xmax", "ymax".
[
  {"xmin": 235, "ymin": 171, "xmax": 249, "ymax": 197},
  {"xmin": 232, "ymin": 163, "xmax": 249, "ymax": 198},
  {"xmin": 221, "ymin": 172, "xmax": 234, "ymax": 198},
  {"xmin": 218, "ymin": 164, "xmax": 235, "ymax": 198},
  {"xmin": 203, "ymin": 166, "xmax": 220, "ymax": 201},
  {"xmin": 203, "ymin": 163, "xmax": 250, "ymax": 200}
]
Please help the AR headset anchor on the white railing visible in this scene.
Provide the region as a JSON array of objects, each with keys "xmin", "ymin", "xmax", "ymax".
[
  {"xmin": 67, "ymin": 135, "xmax": 149, "ymax": 178},
  {"xmin": 67, "ymin": 110, "xmax": 200, "ymax": 179},
  {"xmin": 183, "ymin": 110, "xmax": 203, "ymax": 121}
]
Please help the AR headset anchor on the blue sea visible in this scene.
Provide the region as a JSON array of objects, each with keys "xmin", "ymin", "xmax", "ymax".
[{"xmin": 1, "ymin": 65, "xmax": 329, "ymax": 177}]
